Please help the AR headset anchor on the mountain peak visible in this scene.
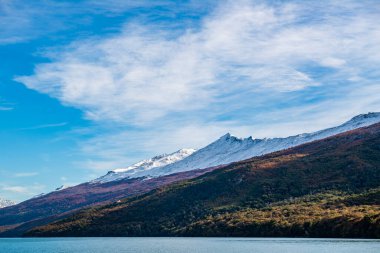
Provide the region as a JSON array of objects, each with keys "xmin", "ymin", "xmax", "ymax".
[
  {"xmin": 349, "ymin": 112, "xmax": 380, "ymax": 122},
  {"xmin": 338, "ymin": 112, "xmax": 380, "ymax": 129},
  {"xmin": 92, "ymin": 148, "xmax": 196, "ymax": 183},
  {"xmin": 218, "ymin": 133, "xmax": 245, "ymax": 142},
  {"xmin": 219, "ymin": 133, "xmax": 232, "ymax": 139},
  {"xmin": 217, "ymin": 133, "xmax": 255, "ymax": 144}
]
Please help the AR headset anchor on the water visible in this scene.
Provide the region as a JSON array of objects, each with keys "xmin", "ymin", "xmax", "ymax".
[{"xmin": 0, "ymin": 238, "xmax": 379, "ymax": 253}]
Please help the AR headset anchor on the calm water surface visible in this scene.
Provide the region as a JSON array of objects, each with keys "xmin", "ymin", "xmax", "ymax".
[{"xmin": 0, "ymin": 238, "xmax": 379, "ymax": 253}]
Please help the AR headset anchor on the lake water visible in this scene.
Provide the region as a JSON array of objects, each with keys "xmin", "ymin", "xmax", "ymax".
[{"xmin": 0, "ymin": 238, "xmax": 379, "ymax": 253}]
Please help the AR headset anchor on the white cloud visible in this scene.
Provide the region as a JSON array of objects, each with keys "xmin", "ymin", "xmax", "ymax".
[
  {"xmin": 17, "ymin": 0, "xmax": 380, "ymax": 124},
  {"xmin": 14, "ymin": 0, "xmax": 380, "ymax": 173}
]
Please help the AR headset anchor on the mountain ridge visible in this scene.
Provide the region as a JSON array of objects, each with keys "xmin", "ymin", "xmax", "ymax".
[
  {"xmin": 93, "ymin": 148, "xmax": 196, "ymax": 183},
  {"xmin": 1, "ymin": 112, "xmax": 379, "ymax": 237},
  {"xmin": 94, "ymin": 112, "xmax": 380, "ymax": 182}
]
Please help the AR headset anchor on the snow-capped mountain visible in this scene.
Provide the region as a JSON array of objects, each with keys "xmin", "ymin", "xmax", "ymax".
[
  {"xmin": 93, "ymin": 148, "xmax": 196, "ymax": 183},
  {"xmin": 0, "ymin": 198, "xmax": 15, "ymax": 208},
  {"xmin": 94, "ymin": 112, "xmax": 380, "ymax": 183}
]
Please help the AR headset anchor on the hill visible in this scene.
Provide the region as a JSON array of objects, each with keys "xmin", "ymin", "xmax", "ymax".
[{"xmin": 26, "ymin": 123, "xmax": 380, "ymax": 237}]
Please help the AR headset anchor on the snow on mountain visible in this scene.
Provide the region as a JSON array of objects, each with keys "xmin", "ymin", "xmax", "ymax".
[
  {"xmin": 54, "ymin": 185, "xmax": 70, "ymax": 191},
  {"xmin": 93, "ymin": 148, "xmax": 196, "ymax": 183},
  {"xmin": 0, "ymin": 198, "xmax": 15, "ymax": 208},
  {"xmin": 94, "ymin": 112, "xmax": 380, "ymax": 183},
  {"xmin": 32, "ymin": 185, "xmax": 72, "ymax": 198},
  {"xmin": 32, "ymin": 193, "xmax": 46, "ymax": 199}
]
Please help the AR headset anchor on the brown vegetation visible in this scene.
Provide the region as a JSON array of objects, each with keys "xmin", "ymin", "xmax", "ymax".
[{"xmin": 26, "ymin": 123, "xmax": 380, "ymax": 238}]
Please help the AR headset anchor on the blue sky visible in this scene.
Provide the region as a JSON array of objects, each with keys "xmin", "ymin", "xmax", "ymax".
[{"xmin": 1, "ymin": 0, "xmax": 380, "ymax": 202}]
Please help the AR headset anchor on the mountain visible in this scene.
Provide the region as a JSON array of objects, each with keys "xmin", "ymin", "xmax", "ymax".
[
  {"xmin": 0, "ymin": 149, "xmax": 201, "ymax": 236},
  {"xmin": 1, "ymin": 112, "xmax": 379, "ymax": 237},
  {"xmin": 27, "ymin": 122, "xmax": 380, "ymax": 238},
  {"xmin": 93, "ymin": 112, "xmax": 380, "ymax": 181},
  {"xmin": 0, "ymin": 198, "xmax": 15, "ymax": 209},
  {"xmin": 93, "ymin": 148, "xmax": 196, "ymax": 183}
]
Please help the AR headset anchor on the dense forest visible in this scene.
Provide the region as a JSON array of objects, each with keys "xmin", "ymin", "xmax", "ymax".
[{"xmin": 26, "ymin": 123, "xmax": 380, "ymax": 238}]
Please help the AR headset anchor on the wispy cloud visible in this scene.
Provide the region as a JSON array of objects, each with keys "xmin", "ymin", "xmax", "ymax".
[
  {"xmin": 1, "ymin": 185, "xmax": 28, "ymax": 194},
  {"xmin": 0, "ymin": 0, "xmax": 214, "ymax": 45},
  {"xmin": 0, "ymin": 183, "xmax": 45, "ymax": 195},
  {"xmin": 0, "ymin": 99, "xmax": 14, "ymax": 111},
  {"xmin": 13, "ymin": 172, "xmax": 39, "ymax": 178},
  {"xmin": 15, "ymin": 0, "xmax": 380, "ymax": 172},
  {"xmin": 19, "ymin": 122, "xmax": 67, "ymax": 130},
  {"xmin": 0, "ymin": 106, "xmax": 13, "ymax": 111}
]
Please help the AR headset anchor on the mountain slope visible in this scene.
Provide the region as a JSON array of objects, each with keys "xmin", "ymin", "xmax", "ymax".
[
  {"xmin": 95, "ymin": 112, "xmax": 380, "ymax": 181},
  {"xmin": 0, "ymin": 166, "xmax": 218, "ymax": 236},
  {"xmin": 27, "ymin": 122, "xmax": 380, "ymax": 237}
]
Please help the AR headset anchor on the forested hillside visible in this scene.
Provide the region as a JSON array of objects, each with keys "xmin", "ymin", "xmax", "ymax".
[{"xmin": 27, "ymin": 123, "xmax": 380, "ymax": 238}]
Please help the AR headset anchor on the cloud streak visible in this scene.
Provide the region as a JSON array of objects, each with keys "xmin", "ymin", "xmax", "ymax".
[
  {"xmin": 13, "ymin": 172, "xmax": 39, "ymax": 178},
  {"xmin": 19, "ymin": 122, "xmax": 68, "ymax": 130},
  {"xmin": 0, "ymin": 183, "xmax": 45, "ymax": 196},
  {"xmin": 0, "ymin": 106, "xmax": 13, "ymax": 111},
  {"xmin": 0, "ymin": 0, "xmax": 214, "ymax": 45}
]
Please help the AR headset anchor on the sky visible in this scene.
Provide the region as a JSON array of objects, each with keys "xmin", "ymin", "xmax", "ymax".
[{"xmin": 0, "ymin": 0, "xmax": 380, "ymax": 202}]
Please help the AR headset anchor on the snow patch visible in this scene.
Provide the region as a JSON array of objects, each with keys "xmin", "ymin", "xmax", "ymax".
[
  {"xmin": 0, "ymin": 198, "xmax": 15, "ymax": 208},
  {"xmin": 92, "ymin": 148, "xmax": 196, "ymax": 183}
]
